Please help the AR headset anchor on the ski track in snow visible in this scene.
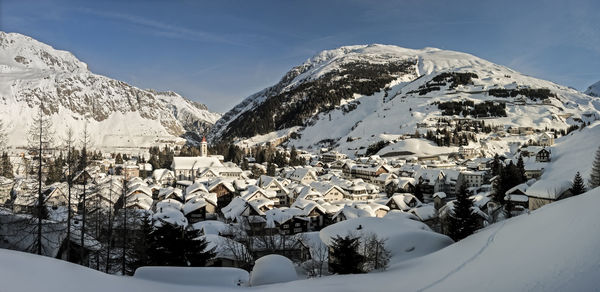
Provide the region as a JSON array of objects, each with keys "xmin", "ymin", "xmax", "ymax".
[{"xmin": 416, "ymin": 221, "xmax": 507, "ymax": 292}]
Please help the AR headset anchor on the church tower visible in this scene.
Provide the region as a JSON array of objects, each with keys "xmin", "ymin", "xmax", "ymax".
[{"xmin": 201, "ymin": 136, "xmax": 208, "ymax": 157}]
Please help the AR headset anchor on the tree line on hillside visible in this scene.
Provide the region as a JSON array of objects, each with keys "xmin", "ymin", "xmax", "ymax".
[{"xmin": 221, "ymin": 60, "xmax": 416, "ymax": 140}]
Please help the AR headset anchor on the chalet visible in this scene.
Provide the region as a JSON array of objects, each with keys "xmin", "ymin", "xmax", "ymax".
[
  {"xmin": 259, "ymin": 175, "xmax": 290, "ymax": 206},
  {"xmin": 290, "ymin": 198, "xmax": 328, "ymax": 231},
  {"xmin": 183, "ymin": 194, "xmax": 218, "ymax": 223},
  {"xmin": 504, "ymin": 183, "xmax": 529, "ymax": 209},
  {"xmin": 265, "ymin": 208, "xmax": 310, "ymax": 235},
  {"xmin": 536, "ymin": 148, "xmax": 551, "ymax": 162},
  {"xmin": 433, "ymin": 192, "xmax": 447, "ymax": 210},
  {"xmin": 409, "ymin": 204, "xmax": 437, "ymax": 224},
  {"xmin": 368, "ymin": 202, "xmax": 390, "ymax": 218},
  {"xmin": 525, "ymin": 184, "xmax": 572, "ymax": 211},
  {"xmin": 207, "ymin": 179, "xmax": 236, "ymax": 207},
  {"xmin": 158, "ymin": 187, "xmax": 184, "ymax": 202},
  {"xmin": 538, "ymin": 132, "xmax": 554, "ymax": 146},
  {"xmin": 123, "ymin": 165, "xmax": 140, "ymax": 180},
  {"xmin": 386, "ymin": 193, "xmax": 422, "ymax": 211},
  {"xmin": 72, "ymin": 169, "xmax": 93, "ymax": 185},
  {"xmin": 126, "ymin": 184, "xmax": 153, "ymax": 199},
  {"xmin": 221, "ymin": 196, "xmax": 274, "ymax": 224},
  {"xmin": 374, "ymin": 173, "xmax": 398, "ymax": 188},
  {"xmin": 348, "ymin": 164, "xmax": 392, "ymax": 182},
  {"xmin": 125, "ymin": 192, "xmax": 153, "ymax": 210},
  {"xmin": 43, "ymin": 184, "xmax": 69, "ymax": 208},
  {"xmin": 288, "ymin": 168, "xmax": 318, "ymax": 184},
  {"xmin": 331, "ymin": 205, "xmax": 374, "ymax": 223},
  {"xmin": 309, "ymin": 182, "xmax": 345, "ymax": 202},
  {"xmin": 396, "ymin": 177, "xmax": 416, "ymax": 193}
]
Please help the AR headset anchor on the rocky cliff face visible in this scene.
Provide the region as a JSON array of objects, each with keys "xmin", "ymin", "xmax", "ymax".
[{"xmin": 0, "ymin": 31, "xmax": 221, "ymax": 148}]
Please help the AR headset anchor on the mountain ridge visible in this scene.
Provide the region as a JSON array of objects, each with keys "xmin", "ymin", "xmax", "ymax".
[
  {"xmin": 0, "ymin": 31, "xmax": 221, "ymax": 150},
  {"xmin": 209, "ymin": 44, "xmax": 600, "ymax": 157}
]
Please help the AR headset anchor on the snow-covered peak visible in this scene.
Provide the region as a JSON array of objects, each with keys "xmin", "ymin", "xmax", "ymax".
[
  {"xmin": 0, "ymin": 32, "xmax": 221, "ymax": 149},
  {"xmin": 211, "ymin": 43, "xmax": 600, "ymax": 152},
  {"xmin": 585, "ymin": 80, "xmax": 600, "ymax": 97},
  {"xmin": 0, "ymin": 31, "xmax": 88, "ymax": 73}
]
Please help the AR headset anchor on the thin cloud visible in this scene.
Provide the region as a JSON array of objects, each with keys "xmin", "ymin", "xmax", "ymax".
[{"xmin": 79, "ymin": 8, "xmax": 246, "ymax": 46}]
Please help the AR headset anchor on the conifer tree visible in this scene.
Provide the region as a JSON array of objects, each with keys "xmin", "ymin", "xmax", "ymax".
[
  {"xmin": 148, "ymin": 223, "xmax": 215, "ymax": 267},
  {"xmin": 589, "ymin": 146, "xmax": 600, "ymax": 189},
  {"xmin": 571, "ymin": 171, "xmax": 587, "ymax": 196},
  {"xmin": 267, "ymin": 162, "xmax": 276, "ymax": 176},
  {"xmin": 115, "ymin": 153, "xmax": 123, "ymax": 164},
  {"xmin": 1, "ymin": 152, "xmax": 13, "ymax": 178},
  {"xmin": 516, "ymin": 156, "xmax": 527, "ymax": 182},
  {"xmin": 329, "ymin": 234, "xmax": 365, "ymax": 274},
  {"xmin": 447, "ymin": 184, "xmax": 479, "ymax": 241},
  {"xmin": 126, "ymin": 215, "xmax": 152, "ymax": 275}
]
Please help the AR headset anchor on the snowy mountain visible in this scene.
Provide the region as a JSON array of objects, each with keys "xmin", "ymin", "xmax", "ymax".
[
  {"xmin": 0, "ymin": 32, "xmax": 221, "ymax": 150},
  {"xmin": 584, "ymin": 80, "xmax": 600, "ymax": 97},
  {"xmin": 209, "ymin": 45, "xmax": 600, "ymax": 156},
  {"xmin": 2, "ymin": 187, "xmax": 599, "ymax": 291}
]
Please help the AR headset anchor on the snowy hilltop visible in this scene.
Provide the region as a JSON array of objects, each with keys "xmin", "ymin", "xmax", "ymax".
[
  {"xmin": 0, "ymin": 31, "xmax": 221, "ymax": 149},
  {"xmin": 585, "ymin": 80, "xmax": 600, "ymax": 97},
  {"xmin": 209, "ymin": 44, "xmax": 600, "ymax": 157}
]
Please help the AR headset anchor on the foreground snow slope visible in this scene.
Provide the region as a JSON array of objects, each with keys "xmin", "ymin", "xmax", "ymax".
[{"xmin": 2, "ymin": 188, "xmax": 599, "ymax": 291}]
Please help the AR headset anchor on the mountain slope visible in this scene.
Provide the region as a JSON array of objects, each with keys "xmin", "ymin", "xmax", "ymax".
[
  {"xmin": 585, "ymin": 80, "xmax": 600, "ymax": 97},
  {"xmin": 0, "ymin": 31, "xmax": 221, "ymax": 149},
  {"xmin": 2, "ymin": 187, "xmax": 599, "ymax": 291},
  {"xmin": 210, "ymin": 45, "xmax": 600, "ymax": 156}
]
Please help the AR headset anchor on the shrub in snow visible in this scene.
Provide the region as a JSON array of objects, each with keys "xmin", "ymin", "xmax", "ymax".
[{"xmin": 249, "ymin": 254, "xmax": 297, "ymax": 286}]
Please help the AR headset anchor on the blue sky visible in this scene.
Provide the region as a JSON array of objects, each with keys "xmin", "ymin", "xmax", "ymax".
[{"xmin": 1, "ymin": 0, "xmax": 599, "ymax": 112}]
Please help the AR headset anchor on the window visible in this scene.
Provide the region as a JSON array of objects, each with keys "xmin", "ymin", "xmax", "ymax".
[{"xmin": 295, "ymin": 223, "xmax": 301, "ymax": 227}]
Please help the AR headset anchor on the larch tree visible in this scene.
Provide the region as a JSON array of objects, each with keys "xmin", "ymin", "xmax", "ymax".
[
  {"xmin": 0, "ymin": 119, "xmax": 6, "ymax": 151},
  {"xmin": 79, "ymin": 121, "xmax": 91, "ymax": 265},
  {"xmin": 26, "ymin": 104, "xmax": 54, "ymax": 255},
  {"xmin": 63, "ymin": 127, "xmax": 76, "ymax": 262}
]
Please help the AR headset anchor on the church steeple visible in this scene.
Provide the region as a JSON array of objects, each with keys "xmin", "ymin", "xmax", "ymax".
[{"xmin": 201, "ymin": 136, "xmax": 208, "ymax": 157}]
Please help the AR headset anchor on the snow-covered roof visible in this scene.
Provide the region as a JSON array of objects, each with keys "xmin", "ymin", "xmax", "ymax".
[
  {"xmin": 171, "ymin": 156, "xmax": 223, "ymax": 170},
  {"xmin": 182, "ymin": 196, "xmax": 208, "ymax": 215},
  {"xmin": 387, "ymin": 193, "xmax": 422, "ymax": 211}
]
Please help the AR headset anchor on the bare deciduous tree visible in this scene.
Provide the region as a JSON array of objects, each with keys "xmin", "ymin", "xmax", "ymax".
[
  {"xmin": 300, "ymin": 235, "xmax": 328, "ymax": 278},
  {"xmin": 0, "ymin": 119, "xmax": 7, "ymax": 151},
  {"xmin": 63, "ymin": 127, "xmax": 75, "ymax": 261},
  {"xmin": 27, "ymin": 104, "xmax": 54, "ymax": 255},
  {"xmin": 361, "ymin": 233, "xmax": 391, "ymax": 272}
]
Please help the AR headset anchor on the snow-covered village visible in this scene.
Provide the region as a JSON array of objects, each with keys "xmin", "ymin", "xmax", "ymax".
[{"xmin": 1, "ymin": 1, "xmax": 600, "ymax": 291}]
